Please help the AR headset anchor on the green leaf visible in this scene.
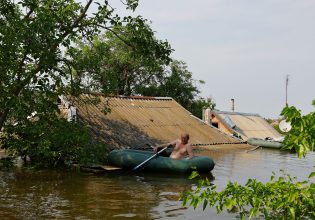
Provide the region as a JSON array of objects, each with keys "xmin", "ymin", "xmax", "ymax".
[
  {"xmin": 270, "ymin": 175, "xmax": 275, "ymax": 181},
  {"xmin": 203, "ymin": 199, "xmax": 208, "ymax": 210},
  {"xmin": 225, "ymin": 199, "xmax": 236, "ymax": 210},
  {"xmin": 249, "ymin": 207, "xmax": 259, "ymax": 219},
  {"xmin": 181, "ymin": 194, "xmax": 188, "ymax": 206},
  {"xmin": 189, "ymin": 171, "xmax": 200, "ymax": 180},
  {"xmin": 289, "ymin": 207, "xmax": 295, "ymax": 219},
  {"xmin": 309, "ymin": 172, "xmax": 315, "ymax": 179}
]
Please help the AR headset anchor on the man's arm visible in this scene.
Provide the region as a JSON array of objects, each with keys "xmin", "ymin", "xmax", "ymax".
[{"xmin": 154, "ymin": 140, "xmax": 177, "ymax": 152}]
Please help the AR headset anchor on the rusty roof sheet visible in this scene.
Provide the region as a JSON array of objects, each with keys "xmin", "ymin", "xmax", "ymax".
[{"xmin": 69, "ymin": 94, "xmax": 243, "ymax": 149}]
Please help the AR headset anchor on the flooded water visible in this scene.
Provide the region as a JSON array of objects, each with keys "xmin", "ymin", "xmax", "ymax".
[{"xmin": 1, "ymin": 148, "xmax": 315, "ymax": 219}]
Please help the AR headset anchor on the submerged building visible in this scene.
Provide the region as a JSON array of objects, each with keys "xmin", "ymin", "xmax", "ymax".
[
  {"xmin": 209, "ymin": 110, "xmax": 282, "ymax": 141},
  {"xmin": 58, "ymin": 93, "xmax": 245, "ymax": 150}
]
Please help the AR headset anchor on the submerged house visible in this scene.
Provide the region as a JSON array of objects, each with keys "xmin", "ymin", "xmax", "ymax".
[
  {"xmin": 58, "ymin": 93, "xmax": 245, "ymax": 150},
  {"xmin": 209, "ymin": 110, "xmax": 282, "ymax": 141}
]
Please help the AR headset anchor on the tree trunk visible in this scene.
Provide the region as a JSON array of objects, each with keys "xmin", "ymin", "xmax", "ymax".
[{"xmin": 0, "ymin": 109, "xmax": 9, "ymax": 132}]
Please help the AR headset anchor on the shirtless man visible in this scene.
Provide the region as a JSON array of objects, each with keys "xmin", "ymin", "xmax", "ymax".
[{"xmin": 154, "ymin": 133, "xmax": 194, "ymax": 160}]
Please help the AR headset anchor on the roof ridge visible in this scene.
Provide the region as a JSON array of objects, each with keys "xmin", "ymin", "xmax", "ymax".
[
  {"xmin": 214, "ymin": 110, "xmax": 260, "ymax": 117},
  {"xmin": 82, "ymin": 92, "xmax": 173, "ymax": 100}
]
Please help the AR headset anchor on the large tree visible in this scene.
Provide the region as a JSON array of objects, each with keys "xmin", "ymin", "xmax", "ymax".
[
  {"xmin": 138, "ymin": 60, "xmax": 212, "ymax": 116},
  {"xmin": 67, "ymin": 23, "xmax": 172, "ymax": 95},
  {"xmin": 0, "ymin": 0, "xmax": 172, "ymax": 132},
  {"xmin": 189, "ymin": 96, "xmax": 216, "ymax": 119},
  {"xmin": 0, "ymin": 0, "xmax": 174, "ymax": 166}
]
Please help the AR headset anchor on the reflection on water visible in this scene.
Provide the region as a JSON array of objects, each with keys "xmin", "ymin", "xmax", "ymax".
[
  {"xmin": 208, "ymin": 148, "xmax": 315, "ymax": 187},
  {"xmin": 1, "ymin": 148, "xmax": 315, "ymax": 219}
]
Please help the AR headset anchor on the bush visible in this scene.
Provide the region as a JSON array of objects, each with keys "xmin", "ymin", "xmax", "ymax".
[
  {"xmin": 1, "ymin": 116, "xmax": 109, "ymax": 167},
  {"xmin": 181, "ymin": 171, "xmax": 315, "ymax": 219}
]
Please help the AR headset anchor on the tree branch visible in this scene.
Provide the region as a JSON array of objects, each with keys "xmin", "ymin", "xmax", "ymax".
[
  {"xmin": 61, "ymin": 0, "xmax": 93, "ymax": 40},
  {"xmin": 23, "ymin": 8, "xmax": 35, "ymax": 20},
  {"xmin": 96, "ymin": 24, "xmax": 134, "ymax": 48}
]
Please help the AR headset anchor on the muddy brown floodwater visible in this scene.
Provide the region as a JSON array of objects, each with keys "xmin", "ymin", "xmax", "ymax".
[{"xmin": 1, "ymin": 148, "xmax": 314, "ymax": 219}]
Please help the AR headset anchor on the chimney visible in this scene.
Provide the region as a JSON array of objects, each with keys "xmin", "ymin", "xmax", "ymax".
[
  {"xmin": 202, "ymin": 107, "xmax": 211, "ymax": 123},
  {"xmin": 231, "ymin": 98, "xmax": 235, "ymax": 112},
  {"xmin": 204, "ymin": 107, "xmax": 211, "ymax": 124}
]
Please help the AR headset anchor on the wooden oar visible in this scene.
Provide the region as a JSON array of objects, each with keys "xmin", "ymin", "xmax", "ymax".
[
  {"xmin": 100, "ymin": 165, "xmax": 122, "ymax": 171},
  {"xmin": 246, "ymin": 145, "xmax": 261, "ymax": 153},
  {"xmin": 132, "ymin": 146, "xmax": 168, "ymax": 172}
]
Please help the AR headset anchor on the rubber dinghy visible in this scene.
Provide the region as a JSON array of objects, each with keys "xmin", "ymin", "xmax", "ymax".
[
  {"xmin": 247, "ymin": 137, "xmax": 284, "ymax": 149},
  {"xmin": 108, "ymin": 149, "xmax": 215, "ymax": 173}
]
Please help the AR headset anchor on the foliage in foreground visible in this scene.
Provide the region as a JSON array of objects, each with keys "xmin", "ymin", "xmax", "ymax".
[
  {"xmin": 281, "ymin": 100, "xmax": 315, "ymax": 157},
  {"xmin": 181, "ymin": 101, "xmax": 315, "ymax": 219},
  {"xmin": 181, "ymin": 171, "xmax": 315, "ymax": 220}
]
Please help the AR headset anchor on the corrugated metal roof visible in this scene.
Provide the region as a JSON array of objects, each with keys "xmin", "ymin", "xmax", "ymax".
[
  {"xmin": 69, "ymin": 94, "xmax": 244, "ymax": 149},
  {"xmin": 214, "ymin": 110, "xmax": 260, "ymax": 117},
  {"xmin": 213, "ymin": 110, "xmax": 282, "ymax": 140}
]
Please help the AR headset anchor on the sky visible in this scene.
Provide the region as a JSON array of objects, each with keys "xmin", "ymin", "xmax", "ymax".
[{"xmin": 110, "ymin": 0, "xmax": 315, "ymax": 119}]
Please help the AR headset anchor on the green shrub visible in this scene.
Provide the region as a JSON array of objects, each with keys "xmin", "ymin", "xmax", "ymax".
[{"xmin": 1, "ymin": 116, "xmax": 109, "ymax": 167}]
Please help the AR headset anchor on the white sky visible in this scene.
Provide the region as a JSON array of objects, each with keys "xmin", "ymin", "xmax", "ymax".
[{"xmin": 110, "ymin": 0, "xmax": 315, "ymax": 118}]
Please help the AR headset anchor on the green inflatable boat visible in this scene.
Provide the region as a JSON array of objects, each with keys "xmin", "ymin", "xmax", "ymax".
[
  {"xmin": 107, "ymin": 149, "xmax": 215, "ymax": 173},
  {"xmin": 247, "ymin": 137, "xmax": 284, "ymax": 149}
]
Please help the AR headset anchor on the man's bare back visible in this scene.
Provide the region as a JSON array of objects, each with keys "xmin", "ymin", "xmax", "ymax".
[{"xmin": 154, "ymin": 133, "xmax": 194, "ymax": 160}]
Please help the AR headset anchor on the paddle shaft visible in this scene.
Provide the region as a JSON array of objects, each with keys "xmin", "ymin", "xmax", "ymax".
[
  {"xmin": 246, "ymin": 145, "xmax": 261, "ymax": 153},
  {"xmin": 132, "ymin": 146, "xmax": 168, "ymax": 171}
]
